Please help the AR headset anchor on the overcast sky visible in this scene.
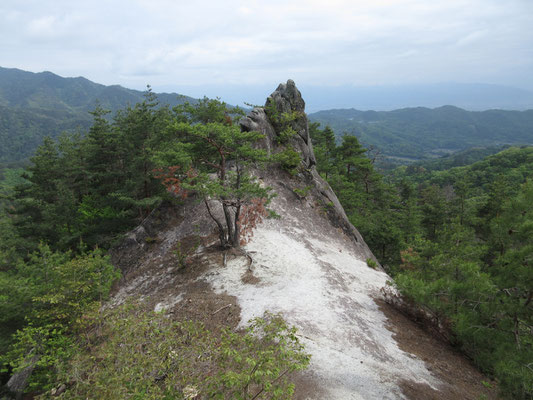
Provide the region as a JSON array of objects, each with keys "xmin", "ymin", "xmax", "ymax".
[{"xmin": 1, "ymin": 0, "xmax": 532, "ymax": 101}]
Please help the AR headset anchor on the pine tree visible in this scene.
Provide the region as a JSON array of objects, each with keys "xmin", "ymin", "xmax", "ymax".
[
  {"xmin": 309, "ymin": 123, "xmax": 336, "ymax": 179},
  {"xmin": 154, "ymin": 98, "xmax": 271, "ymax": 248},
  {"xmin": 112, "ymin": 87, "xmax": 169, "ymax": 219}
]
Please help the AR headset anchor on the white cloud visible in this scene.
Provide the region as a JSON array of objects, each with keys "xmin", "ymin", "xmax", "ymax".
[
  {"xmin": 455, "ymin": 30, "xmax": 490, "ymax": 47},
  {"xmin": 26, "ymin": 15, "xmax": 57, "ymax": 36},
  {"xmin": 0, "ymin": 0, "xmax": 531, "ymax": 90}
]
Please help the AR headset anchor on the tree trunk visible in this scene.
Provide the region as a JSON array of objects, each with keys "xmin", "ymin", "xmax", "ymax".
[
  {"xmin": 222, "ymin": 202, "xmax": 234, "ymax": 247},
  {"xmin": 233, "ymin": 205, "xmax": 241, "ymax": 247},
  {"xmin": 204, "ymin": 199, "xmax": 228, "ymax": 248}
]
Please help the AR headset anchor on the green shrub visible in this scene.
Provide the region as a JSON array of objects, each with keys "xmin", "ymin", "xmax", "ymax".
[
  {"xmin": 264, "ymin": 99, "xmax": 302, "ymax": 145},
  {"xmin": 267, "ymin": 209, "xmax": 282, "ymax": 219},
  {"xmin": 45, "ymin": 304, "xmax": 310, "ymax": 400},
  {"xmin": 274, "ymin": 148, "xmax": 301, "ymax": 175},
  {"xmin": 277, "ymin": 126, "xmax": 297, "ymax": 145},
  {"xmin": 293, "ymin": 186, "xmax": 312, "ymax": 199},
  {"xmin": 0, "ymin": 246, "xmax": 119, "ymax": 392}
]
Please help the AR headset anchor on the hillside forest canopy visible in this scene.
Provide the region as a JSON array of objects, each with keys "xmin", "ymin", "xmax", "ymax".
[
  {"xmin": 308, "ymin": 107, "xmax": 533, "ymax": 164},
  {"xmin": 310, "ymin": 122, "xmax": 533, "ymax": 398}
]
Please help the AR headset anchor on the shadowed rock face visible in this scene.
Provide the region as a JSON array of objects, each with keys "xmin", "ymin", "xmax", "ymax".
[{"xmin": 110, "ymin": 81, "xmax": 494, "ymax": 399}]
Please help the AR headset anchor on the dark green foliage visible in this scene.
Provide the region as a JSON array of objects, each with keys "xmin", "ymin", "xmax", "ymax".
[
  {"xmin": 0, "ymin": 104, "xmax": 91, "ymax": 164},
  {"xmin": 0, "ymin": 93, "xmax": 303, "ymax": 397},
  {"xmin": 310, "ymin": 124, "xmax": 406, "ymax": 266},
  {"xmin": 105, "ymin": 89, "xmax": 170, "ymax": 219},
  {"xmin": 309, "ymin": 119, "xmax": 533, "ymax": 397},
  {"xmin": 274, "ymin": 147, "xmax": 301, "ymax": 175},
  {"xmin": 0, "ymin": 245, "xmax": 119, "ymax": 390},
  {"xmin": 264, "ymin": 98, "xmax": 303, "ymax": 145},
  {"xmin": 309, "ymin": 123, "xmax": 336, "ymax": 179},
  {"xmin": 8, "ymin": 92, "xmax": 272, "ymax": 252},
  {"xmin": 10, "ymin": 90, "xmax": 176, "ymax": 253},
  {"xmin": 390, "ymin": 148, "xmax": 533, "ymax": 398},
  {"xmin": 403, "ymin": 145, "xmax": 511, "ymax": 173},
  {"xmin": 154, "ymin": 97, "xmax": 271, "ymax": 248},
  {"xmin": 419, "ymin": 185, "xmax": 448, "ymax": 240}
]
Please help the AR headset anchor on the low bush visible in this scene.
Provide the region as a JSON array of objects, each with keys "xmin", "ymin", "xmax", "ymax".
[{"xmin": 43, "ymin": 304, "xmax": 310, "ymax": 399}]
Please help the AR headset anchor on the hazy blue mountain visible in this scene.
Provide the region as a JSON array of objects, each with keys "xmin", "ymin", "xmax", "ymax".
[
  {"xmin": 301, "ymin": 83, "xmax": 533, "ymax": 112},
  {"xmin": 309, "ymin": 106, "xmax": 533, "ymax": 162},
  {"xmin": 0, "ymin": 67, "xmax": 195, "ymax": 162},
  {"xmin": 158, "ymin": 82, "xmax": 533, "ymax": 112}
]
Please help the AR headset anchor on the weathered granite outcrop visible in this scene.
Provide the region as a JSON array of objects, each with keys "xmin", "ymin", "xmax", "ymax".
[{"xmin": 112, "ymin": 79, "xmax": 376, "ymax": 274}]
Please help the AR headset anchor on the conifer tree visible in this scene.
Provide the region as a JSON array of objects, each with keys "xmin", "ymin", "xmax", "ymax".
[{"xmin": 154, "ymin": 98, "xmax": 271, "ymax": 248}]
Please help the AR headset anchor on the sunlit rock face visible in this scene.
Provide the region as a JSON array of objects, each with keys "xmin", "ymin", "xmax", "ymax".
[{"xmin": 110, "ymin": 81, "xmax": 442, "ymax": 399}]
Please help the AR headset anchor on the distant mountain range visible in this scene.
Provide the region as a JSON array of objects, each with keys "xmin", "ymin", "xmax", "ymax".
[
  {"xmin": 1, "ymin": 66, "xmax": 533, "ymax": 165},
  {"xmin": 308, "ymin": 106, "xmax": 533, "ymax": 162},
  {"xmin": 0, "ymin": 67, "xmax": 194, "ymax": 163}
]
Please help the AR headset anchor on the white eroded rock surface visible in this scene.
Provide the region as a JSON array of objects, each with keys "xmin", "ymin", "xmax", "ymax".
[{"xmin": 203, "ymin": 188, "xmax": 438, "ymax": 400}]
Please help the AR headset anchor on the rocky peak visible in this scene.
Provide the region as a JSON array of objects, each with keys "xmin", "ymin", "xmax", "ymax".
[
  {"xmin": 268, "ymin": 79, "xmax": 306, "ymax": 114},
  {"xmin": 241, "ymin": 79, "xmax": 316, "ymax": 167},
  {"xmin": 240, "ymin": 80, "xmax": 370, "ymax": 259}
]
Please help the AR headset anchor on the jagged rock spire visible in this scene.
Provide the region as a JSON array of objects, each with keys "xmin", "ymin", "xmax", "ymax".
[
  {"xmin": 267, "ymin": 79, "xmax": 306, "ymax": 115},
  {"xmin": 241, "ymin": 79, "xmax": 316, "ymax": 167}
]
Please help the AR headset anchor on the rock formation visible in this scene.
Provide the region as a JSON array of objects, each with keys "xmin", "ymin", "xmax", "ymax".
[{"xmin": 111, "ymin": 81, "xmax": 497, "ymax": 400}]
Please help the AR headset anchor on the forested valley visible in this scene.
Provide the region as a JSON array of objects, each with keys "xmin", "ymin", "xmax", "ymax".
[
  {"xmin": 0, "ymin": 89, "xmax": 531, "ymax": 398},
  {"xmin": 309, "ymin": 107, "xmax": 533, "ymax": 163}
]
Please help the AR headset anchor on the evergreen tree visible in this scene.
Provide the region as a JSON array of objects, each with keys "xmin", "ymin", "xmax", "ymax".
[
  {"xmin": 12, "ymin": 137, "xmax": 63, "ymax": 251},
  {"xmin": 309, "ymin": 123, "xmax": 336, "ymax": 179},
  {"xmin": 154, "ymin": 98, "xmax": 270, "ymax": 248},
  {"xmin": 490, "ymin": 182, "xmax": 533, "ymax": 357},
  {"xmin": 112, "ymin": 88, "xmax": 169, "ymax": 219},
  {"xmin": 419, "ymin": 184, "xmax": 448, "ymax": 240}
]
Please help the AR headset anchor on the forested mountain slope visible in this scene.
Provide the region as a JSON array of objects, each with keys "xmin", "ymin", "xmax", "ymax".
[
  {"xmin": 0, "ymin": 67, "xmax": 195, "ymax": 162},
  {"xmin": 309, "ymin": 106, "xmax": 533, "ymax": 161},
  {"xmin": 105, "ymin": 81, "xmax": 497, "ymax": 399},
  {"xmin": 0, "ymin": 81, "xmax": 501, "ymax": 399}
]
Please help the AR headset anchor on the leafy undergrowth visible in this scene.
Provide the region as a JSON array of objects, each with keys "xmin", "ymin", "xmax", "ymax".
[
  {"xmin": 40, "ymin": 302, "xmax": 310, "ymax": 400},
  {"xmin": 0, "ymin": 245, "xmax": 120, "ymax": 393}
]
